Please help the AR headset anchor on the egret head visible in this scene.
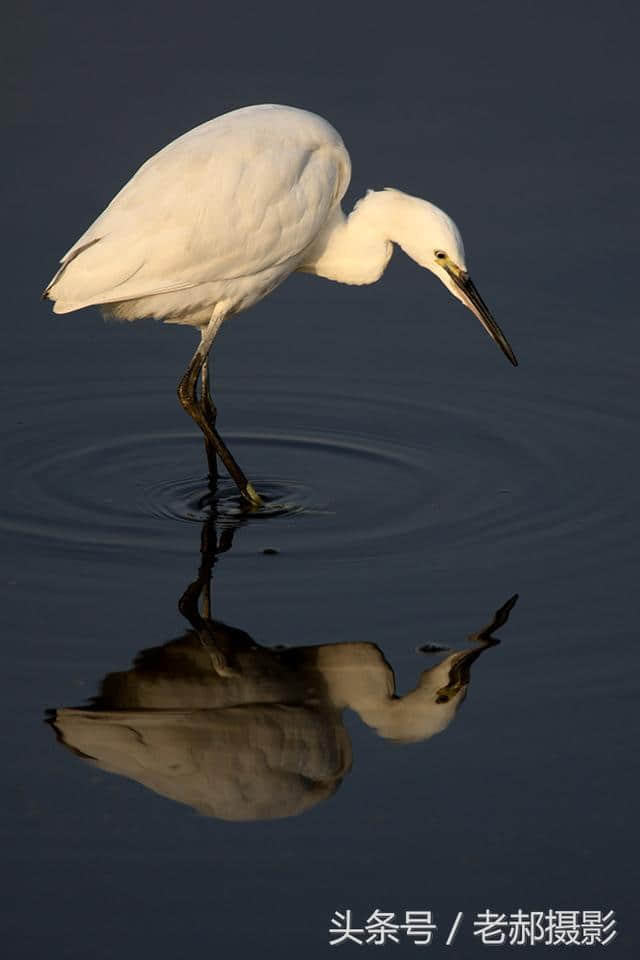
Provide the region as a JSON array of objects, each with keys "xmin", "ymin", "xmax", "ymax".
[{"xmin": 391, "ymin": 191, "xmax": 518, "ymax": 366}]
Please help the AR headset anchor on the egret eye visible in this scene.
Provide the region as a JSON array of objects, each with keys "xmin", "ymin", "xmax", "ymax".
[{"xmin": 435, "ymin": 250, "xmax": 447, "ymax": 260}]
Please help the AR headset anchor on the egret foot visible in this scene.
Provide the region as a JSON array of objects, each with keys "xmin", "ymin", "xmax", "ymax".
[{"xmin": 244, "ymin": 481, "xmax": 263, "ymax": 508}]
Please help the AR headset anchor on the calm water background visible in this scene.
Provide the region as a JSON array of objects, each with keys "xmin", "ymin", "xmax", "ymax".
[{"xmin": 2, "ymin": 1, "xmax": 638, "ymax": 956}]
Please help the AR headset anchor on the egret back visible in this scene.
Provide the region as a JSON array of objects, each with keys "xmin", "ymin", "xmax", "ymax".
[{"xmin": 45, "ymin": 105, "xmax": 351, "ymax": 322}]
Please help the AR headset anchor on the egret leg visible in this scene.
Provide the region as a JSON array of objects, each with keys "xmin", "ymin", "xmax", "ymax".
[
  {"xmin": 178, "ymin": 515, "xmax": 239, "ymax": 677},
  {"xmin": 178, "ymin": 318, "xmax": 262, "ymax": 507},
  {"xmin": 199, "ymin": 356, "xmax": 218, "ymax": 482}
]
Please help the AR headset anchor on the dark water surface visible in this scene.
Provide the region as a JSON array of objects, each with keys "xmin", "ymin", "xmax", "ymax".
[{"xmin": 2, "ymin": 2, "xmax": 639, "ymax": 956}]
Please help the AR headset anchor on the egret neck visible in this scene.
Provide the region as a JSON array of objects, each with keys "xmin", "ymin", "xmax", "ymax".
[{"xmin": 299, "ymin": 187, "xmax": 464, "ymax": 286}]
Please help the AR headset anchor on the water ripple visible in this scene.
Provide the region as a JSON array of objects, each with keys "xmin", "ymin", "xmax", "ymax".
[{"xmin": 1, "ymin": 378, "xmax": 637, "ymax": 563}]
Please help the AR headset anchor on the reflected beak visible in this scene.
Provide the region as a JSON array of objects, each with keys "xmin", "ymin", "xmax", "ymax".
[{"xmin": 446, "ymin": 266, "xmax": 518, "ymax": 367}]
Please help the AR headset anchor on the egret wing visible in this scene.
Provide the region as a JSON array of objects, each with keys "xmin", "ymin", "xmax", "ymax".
[{"xmin": 46, "ymin": 106, "xmax": 351, "ymax": 312}]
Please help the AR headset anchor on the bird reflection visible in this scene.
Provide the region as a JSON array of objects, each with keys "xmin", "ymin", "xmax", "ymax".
[{"xmin": 49, "ymin": 516, "xmax": 517, "ymax": 821}]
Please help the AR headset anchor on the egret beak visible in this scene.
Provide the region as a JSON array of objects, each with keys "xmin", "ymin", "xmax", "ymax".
[{"xmin": 446, "ymin": 266, "xmax": 518, "ymax": 367}]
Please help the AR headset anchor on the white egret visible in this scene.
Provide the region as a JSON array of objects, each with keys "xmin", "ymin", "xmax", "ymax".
[{"xmin": 43, "ymin": 104, "xmax": 517, "ymax": 506}]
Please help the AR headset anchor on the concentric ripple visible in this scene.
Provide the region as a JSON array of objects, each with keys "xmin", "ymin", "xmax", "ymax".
[
  {"xmin": 146, "ymin": 472, "xmax": 314, "ymax": 524},
  {"xmin": 1, "ymin": 376, "xmax": 638, "ymax": 566}
]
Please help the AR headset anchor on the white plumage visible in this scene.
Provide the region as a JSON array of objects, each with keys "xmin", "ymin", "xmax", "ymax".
[
  {"xmin": 44, "ymin": 104, "xmax": 516, "ymax": 505},
  {"xmin": 46, "ymin": 105, "xmax": 351, "ymax": 325}
]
